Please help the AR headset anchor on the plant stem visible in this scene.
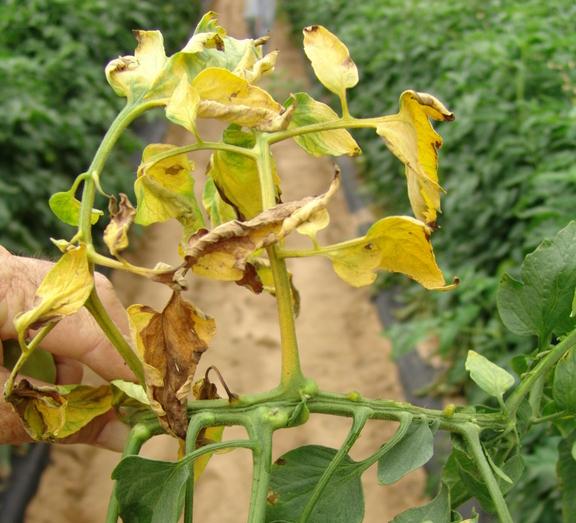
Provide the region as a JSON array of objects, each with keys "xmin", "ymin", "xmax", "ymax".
[
  {"xmin": 255, "ymin": 133, "xmax": 305, "ymax": 392},
  {"xmin": 246, "ymin": 418, "xmax": 274, "ymax": 523},
  {"xmin": 105, "ymin": 423, "xmax": 153, "ymax": 523},
  {"xmin": 85, "ymin": 289, "xmax": 145, "ymax": 384},
  {"xmin": 298, "ymin": 408, "xmax": 371, "ymax": 522},
  {"xmin": 506, "ymin": 328, "xmax": 576, "ymax": 416},
  {"xmin": 462, "ymin": 425, "xmax": 513, "ymax": 523}
]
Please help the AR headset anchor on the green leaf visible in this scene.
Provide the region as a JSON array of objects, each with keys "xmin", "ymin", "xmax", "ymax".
[
  {"xmin": 49, "ymin": 190, "xmax": 102, "ymax": 226},
  {"xmin": 202, "ymin": 177, "xmax": 236, "ymax": 227},
  {"xmin": 3, "ymin": 341, "xmax": 56, "ymax": 384},
  {"xmin": 553, "ymin": 347, "xmax": 576, "ymax": 412},
  {"xmin": 266, "ymin": 445, "xmax": 363, "ymax": 523},
  {"xmin": 111, "ymin": 380, "xmax": 150, "ymax": 406},
  {"xmin": 285, "ymin": 93, "xmax": 360, "ymax": 157},
  {"xmin": 377, "ymin": 422, "xmax": 435, "ymax": 484},
  {"xmin": 113, "ymin": 455, "xmax": 189, "ymax": 523},
  {"xmin": 465, "ymin": 350, "xmax": 515, "ymax": 401},
  {"xmin": 558, "ymin": 432, "xmax": 576, "ymax": 523},
  {"xmin": 391, "ymin": 483, "xmax": 450, "ymax": 523},
  {"xmin": 497, "ymin": 221, "xmax": 576, "ymax": 343}
]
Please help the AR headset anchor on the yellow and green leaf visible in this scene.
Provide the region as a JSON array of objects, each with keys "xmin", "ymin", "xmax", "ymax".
[
  {"xmin": 376, "ymin": 90, "xmax": 454, "ymax": 226},
  {"xmin": 202, "ymin": 177, "xmax": 237, "ymax": 227},
  {"xmin": 49, "ymin": 189, "xmax": 102, "ymax": 227},
  {"xmin": 285, "ymin": 92, "xmax": 361, "ymax": 157}
]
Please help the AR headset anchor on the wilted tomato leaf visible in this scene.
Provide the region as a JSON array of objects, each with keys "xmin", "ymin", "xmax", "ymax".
[
  {"xmin": 376, "ymin": 90, "xmax": 454, "ymax": 226},
  {"xmin": 302, "ymin": 25, "xmax": 358, "ymax": 100},
  {"xmin": 285, "ymin": 93, "xmax": 361, "ymax": 157},
  {"xmin": 234, "ymin": 49, "xmax": 278, "ymax": 83},
  {"xmin": 49, "ymin": 189, "xmax": 102, "ymax": 227},
  {"xmin": 135, "ymin": 144, "xmax": 204, "ymax": 238},
  {"xmin": 127, "ymin": 292, "xmax": 216, "ymax": 438},
  {"xmin": 206, "ymin": 125, "xmax": 279, "ymax": 220},
  {"xmin": 7, "ymin": 379, "xmax": 113, "ymax": 440},
  {"xmin": 320, "ymin": 216, "xmax": 449, "ymax": 289},
  {"xmin": 192, "ymin": 67, "xmax": 293, "ymax": 131},
  {"xmin": 14, "ymin": 245, "xmax": 93, "ymax": 335},
  {"xmin": 254, "ymin": 259, "xmax": 301, "ymax": 316},
  {"xmin": 165, "ymin": 76, "xmax": 200, "ymax": 135},
  {"xmin": 202, "ymin": 177, "xmax": 237, "ymax": 227},
  {"xmin": 104, "ymin": 194, "xmax": 136, "ymax": 257},
  {"xmin": 182, "ymin": 176, "xmax": 339, "ymax": 283}
]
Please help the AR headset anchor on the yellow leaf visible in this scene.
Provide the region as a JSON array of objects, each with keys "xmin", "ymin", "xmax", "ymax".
[
  {"xmin": 202, "ymin": 177, "xmax": 237, "ymax": 227},
  {"xmin": 7, "ymin": 380, "xmax": 113, "ymax": 440},
  {"xmin": 234, "ymin": 49, "xmax": 278, "ymax": 83},
  {"xmin": 376, "ymin": 90, "xmax": 454, "ymax": 226},
  {"xmin": 192, "ymin": 67, "xmax": 293, "ymax": 131},
  {"xmin": 104, "ymin": 193, "xmax": 136, "ymax": 257},
  {"xmin": 127, "ymin": 292, "xmax": 216, "ymax": 439},
  {"xmin": 286, "ymin": 92, "xmax": 361, "ymax": 157},
  {"xmin": 323, "ymin": 216, "xmax": 450, "ymax": 289},
  {"xmin": 105, "ymin": 30, "xmax": 167, "ymax": 102},
  {"xmin": 165, "ymin": 76, "xmax": 200, "ymax": 134},
  {"xmin": 14, "ymin": 245, "xmax": 93, "ymax": 335},
  {"xmin": 302, "ymin": 25, "xmax": 358, "ymax": 99},
  {"xmin": 135, "ymin": 144, "xmax": 204, "ymax": 237}
]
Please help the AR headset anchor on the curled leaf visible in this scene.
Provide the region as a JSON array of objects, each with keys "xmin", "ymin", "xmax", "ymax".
[
  {"xmin": 7, "ymin": 380, "xmax": 112, "ymax": 440},
  {"xmin": 182, "ymin": 176, "xmax": 340, "ymax": 283},
  {"xmin": 135, "ymin": 144, "xmax": 204, "ymax": 237},
  {"xmin": 104, "ymin": 193, "xmax": 136, "ymax": 257},
  {"xmin": 49, "ymin": 189, "xmax": 102, "ymax": 226},
  {"xmin": 202, "ymin": 177, "xmax": 237, "ymax": 227},
  {"xmin": 234, "ymin": 50, "xmax": 278, "ymax": 83},
  {"xmin": 321, "ymin": 216, "xmax": 449, "ymax": 289},
  {"xmin": 302, "ymin": 25, "xmax": 358, "ymax": 99},
  {"xmin": 465, "ymin": 350, "xmax": 515, "ymax": 400},
  {"xmin": 165, "ymin": 76, "xmax": 200, "ymax": 134},
  {"xmin": 285, "ymin": 92, "xmax": 361, "ymax": 157},
  {"xmin": 15, "ymin": 245, "xmax": 93, "ymax": 335},
  {"xmin": 128, "ymin": 292, "xmax": 216, "ymax": 438},
  {"xmin": 376, "ymin": 90, "xmax": 454, "ymax": 226},
  {"xmin": 192, "ymin": 67, "xmax": 293, "ymax": 131}
]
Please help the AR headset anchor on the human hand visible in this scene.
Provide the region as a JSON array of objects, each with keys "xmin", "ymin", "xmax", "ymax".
[{"xmin": 0, "ymin": 246, "xmax": 134, "ymax": 451}]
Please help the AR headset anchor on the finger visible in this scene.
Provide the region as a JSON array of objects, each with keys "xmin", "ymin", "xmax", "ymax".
[
  {"xmin": 54, "ymin": 356, "xmax": 84, "ymax": 385},
  {"xmin": 0, "ymin": 249, "xmax": 135, "ymax": 382}
]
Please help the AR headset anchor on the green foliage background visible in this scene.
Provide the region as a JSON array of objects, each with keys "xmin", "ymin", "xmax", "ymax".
[{"xmin": 0, "ymin": 0, "xmax": 201, "ymax": 255}]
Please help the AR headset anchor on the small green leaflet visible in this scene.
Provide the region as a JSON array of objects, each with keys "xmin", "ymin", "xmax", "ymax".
[
  {"xmin": 377, "ymin": 422, "xmax": 435, "ymax": 484},
  {"xmin": 391, "ymin": 483, "xmax": 450, "ymax": 523},
  {"xmin": 265, "ymin": 445, "xmax": 363, "ymax": 523},
  {"xmin": 553, "ymin": 347, "xmax": 576, "ymax": 412},
  {"xmin": 497, "ymin": 221, "xmax": 576, "ymax": 343},
  {"xmin": 465, "ymin": 350, "xmax": 515, "ymax": 401},
  {"xmin": 49, "ymin": 189, "xmax": 102, "ymax": 226}
]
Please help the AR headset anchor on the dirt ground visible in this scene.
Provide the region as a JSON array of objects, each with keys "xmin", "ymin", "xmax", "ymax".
[{"xmin": 26, "ymin": 2, "xmax": 426, "ymax": 521}]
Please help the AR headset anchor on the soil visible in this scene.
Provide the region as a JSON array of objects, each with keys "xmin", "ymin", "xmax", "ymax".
[{"xmin": 25, "ymin": 1, "xmax": 426, "ymax": 521}]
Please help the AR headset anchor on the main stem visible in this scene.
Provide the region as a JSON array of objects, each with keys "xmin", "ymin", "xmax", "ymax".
[{"xmin": 255, "ymin": 134, "xmax": 305, "ymax": 391}]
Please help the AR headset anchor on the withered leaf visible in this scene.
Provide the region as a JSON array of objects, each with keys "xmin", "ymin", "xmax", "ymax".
[
  {"xmin": 104, "ymin": 193, "xmax": 136, "ymax": 257},
  {"xmin": 127, "ymin": 292, "xmax": 215, "ymax": 438},
  {"xmin": 7, "ymin": 380, "xmax": 113, "ymax": 441}
]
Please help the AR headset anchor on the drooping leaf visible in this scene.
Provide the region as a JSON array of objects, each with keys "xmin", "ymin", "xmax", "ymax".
[
  {"xmin": 254, "ymin": 259, "xmax": 301, "ymax": 316},
  {"xmin": 127, "ymin": 292, "xmax": 215, "ymax": 438},
  {"xmin": 285, "ymin": 92, "xmax": 360, "ymax": 157},
  {"xmin": 7, "ymin": 380, "xmax": 112, "ymax": 440},
  {"xmin": 14, "ymin": 245, "xmax": 93, "ymax": 335},
  {"xmin": 302, "ymin": 25, "xmax": 358, "ymax": 99},
  {"xmin": 206, "ymin": 125, "xmax": 279, "ymax": 220},
  {"xmin": 266, "ymin": 445, "xmax": 364, "ymax": 523},
  {"xmin": 497, "ymin": 221, "xmax": 576, "ymax": 343},
  {"xmin": 321, "ymin": 216, "xmax": 450, "ymax": 289},
  {"xmin": 202, "ymin": 177, "xmax": 237, "ymax": 227},
  {"xmin": 49, "ymin": 189, "xmax": 102, "ymax": 227},
  {"xmin": 165, "ymin": 75, "xmax": 200, "ymax": 134},
  {"xmin": 377, "ymin": 422, "xmax": 435, "ymax": 485},
  {"xmin": 192, "ymin": 67, "xmax": 292, "ymax": 131},
  {"xmin": 376, "ymin": 91, "xmax": 454, "ymax": 226},
  {"xmin": 104, "ymin": 193, "xmax": 136, "ymax": 257},
  {"xmin": 234, "ymin": 50, "xmax": 278, "ymax": 83},
  {"xmin": 465, "ymin": 350, "xmax": 515, "ymax": 401},
  {"xmin": 182, "ymin": 177, "xmax": 339, "ymax": 283},
  {"xmin": 113, "ymin": 455, "xmax": 190, "ymax": 523},
  {"xmin": 111, "ymin": 380, "xmax": 150, "ymax": 406},
  {"xmin": 135, "ymin": 144, "xmax": 204, "ymax": 237},
  {"xmin": 391, "ymin": 483, "xmax": 450, "ymax": 523},
  {"xmin": 553, "ymin": 347, "xmax": 576, "ymax": 412},
  {"xmin": 558, "ymin": 431, "xmax": 576, "ymax": 522},
  {"xmin": 3, "ymin": 341, "xmax": 56, "ymax": 384}
]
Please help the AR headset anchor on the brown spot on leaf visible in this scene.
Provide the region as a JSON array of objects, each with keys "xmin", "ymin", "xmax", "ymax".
[
  {"xmin": 165, "ymin": 165, "xmax": 184, "ymax": 176},
  {"xmin": 304, "ymin": 25, "xmax": 319, "ymax": 33},
  {"xmin": 104, "ymin": 193, "xmax": 135, "ymax": 257},
  {"xmin": 267, "ymin": 490, "xmax": 279, "ymax": 505},
  {"xmin": 274, "ymin": 457, "xmax": 286, "ymax": 466}
]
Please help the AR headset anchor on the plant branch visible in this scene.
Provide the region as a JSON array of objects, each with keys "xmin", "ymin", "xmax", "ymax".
[{"xmin": 246, "ymin": 417, "xmax": 274, "ymax": 523}]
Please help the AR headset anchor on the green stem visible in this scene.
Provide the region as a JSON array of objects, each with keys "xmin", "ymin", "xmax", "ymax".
[
  {"xmin": 462, "ymin": 425, "xmax": 513, "ymax": 523},
  {"xmin": 4, "ymin": 322, "xmax": 56, "ymax": 396},
  {"xmin": 298, "ymin": 408, "xmax": 371, "ymax": 522},
  {"xmin": 85, "ymin": 289, "xmax": 145, "ymax": 385},
  {"xmin": 507, "ymin": 328, "xmax": 576, "ymax": 416},
  {"xmin": 87, "ymin": 247, "xmax": 167, "ymax": 279},
  {"xmin": 105, "ymin": 423, "xmax": 153, "ymax": 523},
  {"xmin": 246, "ymin": 419, "xmax": 274, "ymax": 523}
]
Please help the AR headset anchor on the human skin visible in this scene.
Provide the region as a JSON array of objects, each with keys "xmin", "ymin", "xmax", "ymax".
[{"xmin": 0, "ymin": 246, "xmax": 134, "ymax": 451}]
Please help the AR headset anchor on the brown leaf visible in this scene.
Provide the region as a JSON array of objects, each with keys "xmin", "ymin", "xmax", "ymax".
[
  {"xmin": 128, "ymin": 292, "xmax": 216, "ymax": 438},
  {"xmin": 104, "ymin": 193, "xmax": 136, "ymax": 257}
]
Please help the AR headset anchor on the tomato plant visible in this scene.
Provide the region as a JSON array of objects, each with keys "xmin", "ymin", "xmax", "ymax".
[{"xmin": 3, "ymin": 12, "xmax": 576, "ymax": 523}]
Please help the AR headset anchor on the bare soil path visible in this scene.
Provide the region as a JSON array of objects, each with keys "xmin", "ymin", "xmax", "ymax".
[{"xmin": 26, "ymin": 2, "xmax": 426, "ymax": 521}]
